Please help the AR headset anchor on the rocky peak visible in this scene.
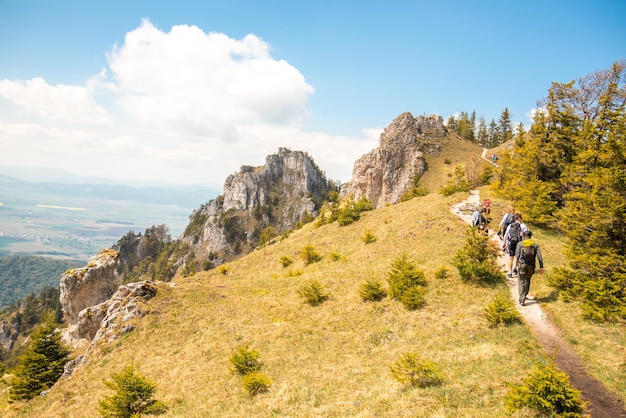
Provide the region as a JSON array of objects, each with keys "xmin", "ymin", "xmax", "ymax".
[
  {"xmin": 182, "ymin": 148, "xmax": 333, "ymax": 264},
  {"xmin": 341, "ymin": 112, "xmax": 447, "ymax": 208}
]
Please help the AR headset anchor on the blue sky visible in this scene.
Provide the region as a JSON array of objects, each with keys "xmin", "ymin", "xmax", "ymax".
[{"xmin": 0, "ymin": 0, "xmax": 624, "ymax": 187}]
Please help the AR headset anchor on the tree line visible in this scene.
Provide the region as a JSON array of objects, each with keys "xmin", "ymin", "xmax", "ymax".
[
  {"xmin": 493, "ymin": 60, "xmax": 626, "ymax": 321},
  {"xmin": 447, "ymin": 107, "xmax": 520, "ymax": 149}
]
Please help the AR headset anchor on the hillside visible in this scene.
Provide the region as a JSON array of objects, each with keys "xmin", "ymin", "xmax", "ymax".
[{"xmin": 1, "ymin": 191, "xmax": 559, "ymax": 417}]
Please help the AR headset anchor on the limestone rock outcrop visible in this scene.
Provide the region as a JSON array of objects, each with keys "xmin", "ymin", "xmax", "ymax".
[
  {"xmin": 182, "ymin": 147, "xmax": 332, "ymax": 263},
  {"xmin": 341, "ymin": 112, "xmax": 447, "ymax": 208},
  {"xmin": 59, "ymin": 249, "xmax": 120, "ymax": 341}
]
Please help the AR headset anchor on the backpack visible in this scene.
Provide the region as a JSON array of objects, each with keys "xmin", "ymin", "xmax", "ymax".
[
  {"xmin": 508, "ymin": 222, "xmax": 521, "ymax": 243},
  {"xmin": 503, "ymin": 213, "xmax": 515, "ymax": 230},
  {"xmin": 519, "ymin": 239, "xmax": 536, "ymax": 265}
]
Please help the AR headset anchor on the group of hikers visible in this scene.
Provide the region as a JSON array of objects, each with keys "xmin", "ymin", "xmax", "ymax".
[{"xmin": 472, "ymin": 200, "xmax": 544, "ymax": 306}]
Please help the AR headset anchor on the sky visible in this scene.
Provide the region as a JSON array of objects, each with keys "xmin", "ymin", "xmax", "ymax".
[{"xmin": 0, "ymin": 0, "xmax": 624, "ymax": 189}]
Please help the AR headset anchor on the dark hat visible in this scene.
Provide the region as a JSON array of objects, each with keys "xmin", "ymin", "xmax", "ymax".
[{"xmin": 523, "ymin": 230, "xmax": 532, "ymax": 237}]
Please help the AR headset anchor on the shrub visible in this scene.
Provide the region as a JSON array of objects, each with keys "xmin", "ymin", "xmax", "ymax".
[
  {"xmin": 218, "ymin": 265, "xmax": 229, "ymax": 275},
  {"xmin": 505, "ymin": 358, "xmax": 585, "ymax": 416},
  {"xmin": 280, "ymin": 255, "xmax": 293, "ymax": 268},
  {"xmin": 229, "ymin": 344, "xmax": 263, "ymax": 376},
  {"xmin": 389, "ymin": 352, "xmax": 444, "ymax": 388},
  {"xmin": 386, "ymin": 253, "xmax": 426, "ymax": 299},
  {"xmin": 439, "ymin": 165, "xmax": 471, "ymax": 196},
  {"xmin": 98, "ymin": 365, "xmax": 167, "ymax": 418},
  {"xmin": 484, "ymin": 293, "xmax": 522, "ymax": 327},
  {"xmin": 297, "ymin": 279, "xmax": 329, "ymax": 306},
  {"xmin": 9, "ymin": 312, "xmax": 71, "ymax": 401},
  {"xmin": 361, "ymin": 229, "xmax": 377, "ymax": 244},
  {"xmin": 300, "ymin": 244, "xmax": 322, "ymax": 265},
  {"xmin": 401, "ymin": 286, "xmax": 426, "ymax": 310},
  {"xmin": 359, "ymin": 278, "xmax": 387, "ymax": 302},
  {"xmin": 242, "ymin": 372, "xmax": 272, "ymax": 396},
  {"xmin": 329, "ymin": 252, "xmax": 345, "ymax": 261},
  {"xmin": 452, "ymin": 227, "xmax": 503, "ymax": 285},
  {"xmin": 434, "ymin": 266, "xmax": 450, "ymax": 280},
  {"xmin": 285, "ymin": 269, "xmax": 304, "ymax": 277}
]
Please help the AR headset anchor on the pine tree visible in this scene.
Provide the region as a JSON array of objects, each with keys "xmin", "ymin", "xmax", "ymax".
[
  {"xmin": 552, "ymin": 61, "xmax": 626, "ymax": 320},
  {"xmin": 9, "ymin": 311, "xmax": 71, "ymax": 401},
  {"xmin": 495, "ymin": 60, "xmax": 626, "ymax": 319},
  {"xmin": 98, "ymin": 365, "xmax": 166, "ymax": 417},
  {"xmin": 498, "ymin": 107, "xmax": 513, "ymax": 143}
]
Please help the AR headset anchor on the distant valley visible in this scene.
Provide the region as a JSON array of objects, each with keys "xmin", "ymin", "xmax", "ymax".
[{"xmin": 0, "ymin": 174, "xmax": 217, "ymax": 261}]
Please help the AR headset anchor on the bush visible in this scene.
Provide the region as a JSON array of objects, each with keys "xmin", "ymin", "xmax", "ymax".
[
  {"xmin": 361, "ymin": 229, "xmax": 377, "ymax": 244},
  {"xmin": 434, "ymin": 266, "xmax": 450, "ymax": 280},
  {"xmin": 389, "ymin": 352, "xmax": 444, "ymax": 388},
  {"xmin": 329, "ymin": 252, "xmax": 345, "ymax": 261},
  {"xmin": 401, "ymin": 286, "xmax": 426, "ymax": 310},
  {"xmin": 229, "ymin": 344, "xmax": 263, "ymax": 376},
  {"xmin": 359, "ymin": 278, "xmax": 387, "ymax": 302},
  {"xmin": 300, "ymin": 244, "xmax": 322, "ymax": 265},
  {"xmin": 242, "ymin": 372, "xmax": 272, "ymax": 396},
  {"xmin": 484, "ymin": 293, "xmax": 522, "ymax": 327},
  {"xmin": 386, "ymin": 253, "xmax": 427, "ymax": 299},
  {"xmin": 98, "ymin": 365, "xmax": 167, "ymax": 418},
  {"xmin": 439, "ymin": 165, "xmax": 471, "ymax": 196},
  {"xmin": 452, "ymin": 227, "xmax": 503, "ymax": 285},
  {"xmin": 218, "ymin": 265, "xmax": 229, "ymax": 275},
  {"xmin": 279, "ymin": 256, "xmax": 293, "ymax": 268},
  {"xmin": 505, "ymin": 359, "xmax": 586, "ymax": 416},
  {"xmin": 297, "ymin": 279, "xmax": 329, "ymax": 306}
]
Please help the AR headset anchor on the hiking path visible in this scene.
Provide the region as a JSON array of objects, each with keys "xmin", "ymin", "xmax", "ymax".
[{"xmin": 451, "ymin": 190, "xmax": 626, "ymax": 418}]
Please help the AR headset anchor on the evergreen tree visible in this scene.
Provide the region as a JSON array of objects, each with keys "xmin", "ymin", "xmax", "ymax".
[
  {"xmin": 476, "ymin": 116, "xmax": 488, "ymax": 147},
  {"xmin": 552, "ymin": 61, "xmax": 626, "ymax": 320},
  {"xmin": 487, "ymin": 118, "xmax": 500, "ymax": 148},
  {"xmin": 9, "ymin": 311, "xmax": 71, "ymax": 401},
  {"xmin": 495, "ymin": 60, "xmax": 626, "ymax": 319},
  {"xmin": 98, "ymin": 365, "xmax": 166, "ymax": 417},
  {"xmin": 498, "ymin": 107, "xmax": 513, "ymax": 143}
]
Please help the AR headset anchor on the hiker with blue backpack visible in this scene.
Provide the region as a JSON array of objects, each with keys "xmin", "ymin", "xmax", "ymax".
[
  {"xmin": 502, "ymin": 213, "xmax": 524, "ymax": 277},
  {"xmin": 512, "ymin": 230, "xmax": 544, "ymax": 305}
]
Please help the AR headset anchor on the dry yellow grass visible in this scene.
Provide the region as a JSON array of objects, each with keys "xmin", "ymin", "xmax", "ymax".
[
  {"xmin": 3, "ymin": 193, "xmax": 545, "ymax": 417},
  {"xmin": 2, "ymin": 141, "xmax": 624, "ymax": 416}
]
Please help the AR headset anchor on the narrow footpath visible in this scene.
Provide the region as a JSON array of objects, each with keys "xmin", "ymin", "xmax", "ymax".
[{"xmin": 451, "ymin": 190, "xmax": 626, "ymax": 418}]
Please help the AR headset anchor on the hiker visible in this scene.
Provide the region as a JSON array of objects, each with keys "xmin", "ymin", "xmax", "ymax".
[
  {"xmin": 472, "ymin": 207, "xmax": 489, "ymax": 234},
  {"xmin": 502, "ymin": 213, "xmax": 523, "ymax": 277},
  {"xmin": 513, "ymin": 230, "xmax": 544, "ymax": 305},
  {"xmin": 482, "ymin": 199, "xmax": 491, "ymax": 234},
  {"xmin": 498, "ymin": 207, "xmax": 515, "ymax": 239}
]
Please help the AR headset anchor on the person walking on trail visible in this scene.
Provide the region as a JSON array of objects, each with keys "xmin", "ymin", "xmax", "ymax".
[
  {"xmin": 513, "ymin": 230, "xmax": 544, "ymax": 305},
  {"xmin": 502, "ymin": 213, "xmax": 523, "ymax": 277},
  {"xmin": 498, "ymin": 207, "xmax": 515, "ymax": 239}
]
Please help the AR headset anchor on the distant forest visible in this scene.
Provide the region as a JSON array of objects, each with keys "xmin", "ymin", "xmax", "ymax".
[{"xmin": 0, "ymin": 255, "xmax": 82, "ymax": 308}]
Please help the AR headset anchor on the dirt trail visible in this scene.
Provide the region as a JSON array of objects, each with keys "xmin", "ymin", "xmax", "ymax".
[{"xmin": 451, "ymin": 190, "xmax": 626, "ymax": 418}]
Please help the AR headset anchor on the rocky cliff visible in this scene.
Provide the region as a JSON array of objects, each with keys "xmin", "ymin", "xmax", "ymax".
[
  {"xmin": 181, "ymin": 147, "xmax": 334, "ymax": 264},
  {"xmin": 341, "ymin": 112, "xmax": 447, "ymax": 208},
  {"xmin": 59, "ymin": 249, "xmax": 120, "ymax": 342}
]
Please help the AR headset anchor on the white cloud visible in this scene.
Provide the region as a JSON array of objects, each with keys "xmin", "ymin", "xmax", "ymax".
[
  {"xmin": 0, "ymin": 77, "xmax": 110, "ymax": 125},
  {"xmin": 0, "ymin": 19, "xmax": 377, "ymax": 187}
]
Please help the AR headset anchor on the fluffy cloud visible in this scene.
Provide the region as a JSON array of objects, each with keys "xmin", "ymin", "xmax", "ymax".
[
  {"xmin": 0, "ymin": 20, "xmax": 377, "ymax": 187},
  {"xmin": 0, "ymin": 77, "xmax": 110, "ymax": 125}
]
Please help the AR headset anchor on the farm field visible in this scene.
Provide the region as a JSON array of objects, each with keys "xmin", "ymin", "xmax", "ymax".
[{"xmin": 0, "ymin": 175, "xmax": 215, "ymax": 261}]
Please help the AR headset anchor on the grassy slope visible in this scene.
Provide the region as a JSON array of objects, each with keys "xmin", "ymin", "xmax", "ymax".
[
  {"xmin": 5, "ymin": 192, "xmax": 544, "ymax": 418},
  {"xmin": 3, "ymin": 139, "xmax": 624, "ymax": 417}
]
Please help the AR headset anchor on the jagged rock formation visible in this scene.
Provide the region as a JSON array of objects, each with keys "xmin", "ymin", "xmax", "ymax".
[
  {"xmin": 181, "ymin": 147, "xmax": 333, "ymax": 263},
  {"xmin": 0, "ymin": 319, "xmax": 19, "ymax": 352},
  {"xmin": 59, "ymin": 249, "xmax": 120, "ymax": 341},
  {"xmin": 85, "ymin": 281, "xmax": 157, "ymax": 343},
  {"xmin": 341, "ymin": 112, "xmax": 447, "ymax": 208}
]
